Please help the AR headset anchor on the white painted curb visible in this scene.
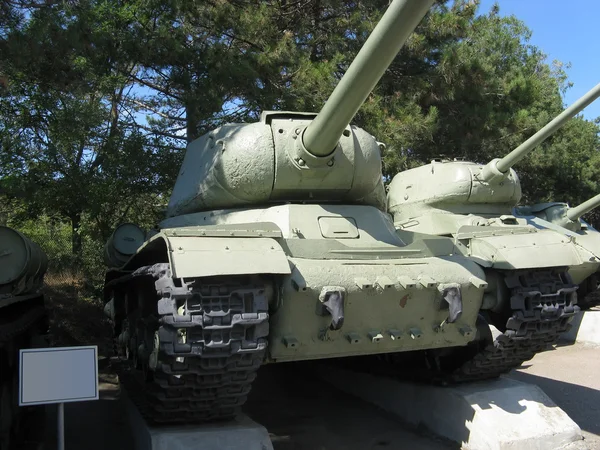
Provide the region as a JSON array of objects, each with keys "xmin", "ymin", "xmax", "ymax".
[
  {"xmin": 316, "ymin": 365, "xmax": 582, "ymax": 450},
  {"xmin": 123, "ymin": 391, "xmax": 273, "ymax": 450},
  {"xmin": 561, "ymin": 310, "xmax": 600, "ymax": 346}
]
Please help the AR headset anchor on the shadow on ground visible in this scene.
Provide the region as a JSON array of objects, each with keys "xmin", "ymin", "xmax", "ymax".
[
  {"xmin": 245, "ymin": 363, "xmax": 456, "ymax": 450},
  {"xmin": 41, "ymin": 369, "xmax": 133, "ymax": 450},
  {"xmin": 510, "ymin": 369, "xmax": 600, "ymax": 436}
]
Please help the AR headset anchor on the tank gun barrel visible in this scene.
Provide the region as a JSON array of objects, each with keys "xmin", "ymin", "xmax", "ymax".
[
  {"xmin": 301, "ymin": 0, "xmax": 435, "ymax": 157},
  {"xmin": 565, "ymin": 193, "xmax": 600, "ymax": 224},
  {"xmin": 481, "ymin": 81, "xmax": 600, "ymax": 183}
]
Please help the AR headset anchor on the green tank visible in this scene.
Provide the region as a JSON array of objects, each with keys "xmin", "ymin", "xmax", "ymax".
[
  {"xmin": 102, "ymin": 0, "xmax": 577, "ymax": 424},
  {"xmin": 386, "ymin": 84, "xmax": 600, "ymax": 372},
  {"xmin": 0, "ymin": 226, "xmax": 48, "ymax": 450},
  {"xmin": 513, "ymin": 194, "xmax": 600, "ymax": 308},
  {"xmin": 388, "ymin": 81, "xmax": 600, "ymax": 298}
]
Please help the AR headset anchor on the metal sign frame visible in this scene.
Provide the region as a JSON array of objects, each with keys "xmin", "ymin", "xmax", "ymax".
[{"xmin": 19, "ymin": 345, "xmax": 99, "ymax": 406}]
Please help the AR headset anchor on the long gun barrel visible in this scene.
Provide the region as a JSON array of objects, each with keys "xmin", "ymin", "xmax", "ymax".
[
  {"xmin": 565, "ymin": 193, "xmax": 600, "ymax": 224},
  {"xmin": 301, "ymin": 0, "xmax": 435, "ymax": 157},
  {"xmin": 480, "ymin": 81, "xmax": 600, "ymax": 183}
]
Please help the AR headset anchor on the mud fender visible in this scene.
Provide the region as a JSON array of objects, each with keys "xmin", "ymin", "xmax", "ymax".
[
  {"xmin": 163, "ymin": 235, "xmax": 291, "ymax": 278},
  {"xmin": 460, "ymin": 227, "xmax": 583, "ymax": 270}
]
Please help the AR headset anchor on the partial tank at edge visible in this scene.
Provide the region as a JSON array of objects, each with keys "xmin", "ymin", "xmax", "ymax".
[
  {"xmin": 102, "ymin": 0, "xmax": 581, "ymax": 425},
  {"xmin": 0, "ymin": 226, "xmax": 49, "ymax": 450}
]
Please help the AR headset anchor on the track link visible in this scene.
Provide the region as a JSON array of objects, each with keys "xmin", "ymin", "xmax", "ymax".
[{"xmin": 112, "ymin": 264, "xmax": 269, "ymax": 424}]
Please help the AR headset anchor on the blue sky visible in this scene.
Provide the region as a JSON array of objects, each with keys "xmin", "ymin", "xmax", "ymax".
[{"xmin": 478, "ymin": 0, "xmax": 600, "ymax": 121}]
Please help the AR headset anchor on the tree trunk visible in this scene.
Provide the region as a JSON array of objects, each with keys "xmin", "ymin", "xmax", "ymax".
[
  {"xmin": 70, "ymin": 212, "xmax": 82, "ymax": 261},
  {"xmin": 185, "ymin": 96, "xmax": 198, "ymax": 143}
]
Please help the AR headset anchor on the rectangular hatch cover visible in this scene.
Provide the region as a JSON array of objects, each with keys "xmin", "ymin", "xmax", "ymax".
[{"xmin": 318, "ymin": 217, "xmax": 359, "ymax": 239}]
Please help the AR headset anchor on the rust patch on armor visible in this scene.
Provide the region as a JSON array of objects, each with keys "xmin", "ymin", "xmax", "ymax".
[{"xmin": 399, "ymin": 294, "xmax": 410, "ymax": 308}]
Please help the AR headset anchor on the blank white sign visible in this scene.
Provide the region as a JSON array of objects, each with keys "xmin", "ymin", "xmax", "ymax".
[{"xmin": 19, "ymin": 346, "xmax": 99, "ymax": 406}]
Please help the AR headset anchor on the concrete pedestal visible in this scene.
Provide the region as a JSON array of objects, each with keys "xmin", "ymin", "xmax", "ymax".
[
  {"xmin": 125, "ymin": 395, "xmax": 273, "ymax": 450},
  {"xmin": 561, "ymin": 310, "xmax": 600, "ymax": 346},
  {"xmin": 316, "ymin": 365, "xmax": 583, "ymax": 450}
]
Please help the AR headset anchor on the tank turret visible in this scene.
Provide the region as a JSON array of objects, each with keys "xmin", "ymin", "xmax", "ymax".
[
  {"xmin": 167, "ymin": 0, "xmax": 435, "ymax": 218},
  {"xmin": 515, "ymin": 193, "xmax": 600, "ymax": 232},
  {"xmin": 388, "ymin": 81, "xmax": 600, "ymax": 228}
]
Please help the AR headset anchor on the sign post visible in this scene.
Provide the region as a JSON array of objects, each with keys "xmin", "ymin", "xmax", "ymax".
[
  {"xmin": 19, "ymin": 346, "xmax": 99, "ymax": 450},
  {"xmin": 58, "ymin": 402, "xmax": 65, "ymax": 450}
]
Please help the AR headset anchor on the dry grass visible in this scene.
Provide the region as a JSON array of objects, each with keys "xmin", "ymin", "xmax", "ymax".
[{"xmin": 43, "ymin": 270, "xmax": 113, "ymax": 356}]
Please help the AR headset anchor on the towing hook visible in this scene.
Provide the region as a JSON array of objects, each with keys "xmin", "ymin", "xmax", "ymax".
[{"xmin": 317, "ymin": 286, "xmax": 346, "ymax": 330}]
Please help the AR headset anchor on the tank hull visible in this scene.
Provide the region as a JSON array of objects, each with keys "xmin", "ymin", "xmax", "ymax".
[
  {"xmin": 106, "ymin": 205, "xmax": 488, "ymax": 360},
  {"xmin": 395, "ymin": 211, "xmax": 598, "ymax": 276},
  {"xmin": 103, "ymin": 204, "xmax": 579, "ymax": 423}
]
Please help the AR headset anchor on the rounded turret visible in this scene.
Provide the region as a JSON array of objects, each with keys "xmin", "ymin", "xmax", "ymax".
[
  {"xmin": 515, "ymin": 193, "xmax": 600, "ymax": 232},
  {"xmin": 388, "ymin": 81, "xmax": 600, "ymax": 226},
  {"xmin": 166, "ymin": 0, "xmax": 435, "ymax": 218}
]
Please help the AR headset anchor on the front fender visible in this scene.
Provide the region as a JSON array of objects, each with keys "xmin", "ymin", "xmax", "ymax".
[
  {"xmin": 105, "ymin": 231, "xmax": 291, "ymax": 284},
  {"xmin": 461, "ymin": 228, "xmax": 584, "ymax": 270},
  {"xmin": 164, "ymin": 235, "xmax": 291, "ymax": 278}
]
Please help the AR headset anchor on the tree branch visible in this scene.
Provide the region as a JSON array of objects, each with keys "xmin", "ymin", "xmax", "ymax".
[
  {"xmin": 128, "ymin": 98, "xmax": 186, "ymax": 122},
  {"xmin": 138, "ymin": 124, "xmax": 187, "ymax": 141},
  {"xmin": 128, "ymin": 72, "xmax": 183, "ymax": 102}
]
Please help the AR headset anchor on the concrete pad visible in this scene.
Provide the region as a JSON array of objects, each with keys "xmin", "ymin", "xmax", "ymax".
[
  {"xmin": 124, "ymin": 393, "xmax": 273, "ymax": 450},
  {"xmin": 316, "ymin": 365, "xmax": 582, "ymax": 450},
  {"xmin": 561, "ymin": 310, "xmax": 600, "ymax": 346}
]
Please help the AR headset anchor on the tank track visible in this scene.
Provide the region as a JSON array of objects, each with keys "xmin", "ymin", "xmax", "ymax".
[
  {"xmin": 443, "ymin": 269, "xmax": 578, "ymax": 382},
  {"xmin": 368, "ymin": 268, "xmax": 578, "ymax": 384},
  {"xmin": 111, "ymin": 265, "xmax": 269, "ymax": 424}
]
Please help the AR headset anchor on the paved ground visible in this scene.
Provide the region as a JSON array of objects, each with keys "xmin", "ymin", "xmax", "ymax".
[
  {"xmin": 508, "ymin": 342, "xmax": 600, "ymax": 449},
  {"xmin": 33, "ymin": 342, "xmax": 600, "ymax": 450}
]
